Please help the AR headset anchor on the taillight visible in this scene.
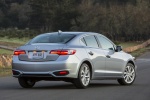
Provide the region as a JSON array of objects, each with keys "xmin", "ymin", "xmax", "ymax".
[
  {"xmin": 14, "ymin": 50, "xmax": 26, "ymax": 56},
  {"xmin": 53, "ymin": 71, "xmax": 69, "ymax": 76},
  {"xmin": 50, "ymin": 49, "xmax": 76, "ymax": 55}
]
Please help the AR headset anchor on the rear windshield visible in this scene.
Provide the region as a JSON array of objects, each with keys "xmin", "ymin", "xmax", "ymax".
[{"xmin": 29, "ymin": 34, "xmax": 76, "ymax": 44}]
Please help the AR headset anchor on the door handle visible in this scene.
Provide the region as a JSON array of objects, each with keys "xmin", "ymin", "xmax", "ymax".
[
  {"xmin": 88, "ymin": 51, "xmax": 94, "ymax": 56},
  {"xmin": 106, "ymin": 55, "xmax": 111, "ymax": 58}
]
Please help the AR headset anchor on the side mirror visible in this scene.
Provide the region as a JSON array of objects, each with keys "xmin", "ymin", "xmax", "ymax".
[{"xmin": 116, "ymin": 46, "xmax": 122, "ymax": 52}]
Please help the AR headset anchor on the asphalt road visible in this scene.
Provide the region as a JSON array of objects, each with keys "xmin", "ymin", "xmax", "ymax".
[{"xmin": 0, "ymin": 52, "xmax": 150, "ymax": 100}]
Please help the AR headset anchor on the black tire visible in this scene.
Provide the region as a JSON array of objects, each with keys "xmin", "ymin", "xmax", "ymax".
[
  {"xmin": 18, "ymin": 78, "xmax": 35, "ymax": 88},
  {"xmin": 118, "ymin": 63, "xmax": 136, "ymax": 85},
  {"xmin": 73, "ymin": 63, "xmax": 91, "ymax": 89}
]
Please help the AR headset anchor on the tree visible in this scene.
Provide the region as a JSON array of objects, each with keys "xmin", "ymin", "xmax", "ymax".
[{"xmin": 28, "ymin": 0, "xmax": 79, "ymax": 31}]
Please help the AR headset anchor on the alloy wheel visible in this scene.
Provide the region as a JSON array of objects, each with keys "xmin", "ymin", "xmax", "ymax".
[
  {"xmin": 80, "ymin": 64, "xmax": 90, "ymax": 86},
  {"xmin": 123, "ymin": 65, "xmax": 135, "ymax": 84}
]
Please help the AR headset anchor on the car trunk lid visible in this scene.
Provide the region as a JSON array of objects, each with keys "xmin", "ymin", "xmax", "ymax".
[{"xmin": 17, "ymin": 43, "xmax": 65, "ymax": 62}]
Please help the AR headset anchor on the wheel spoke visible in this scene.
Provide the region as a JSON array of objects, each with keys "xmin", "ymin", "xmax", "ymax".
[
  {"xmin": 127, "ymin": 66, "xmax": 130, "ymax": 72},
  {"xmin": 128, "ymin": 75, "xmax": 133, "ymax": 81},
  {"xmin": 83, "ymin": 78, "xmax": 86, "ymax": 84},
  {"xmin": 85, "ymin": 70, "xmax": 89, "ymax": 75},
  {"xmin": 125, "ymin": 76, "xmax": 128, "ymax": 82},
  {"xmin": 85, "ymin": 75, "xmax": 90, "ymax": 78},
  {"xmin": 131, "ymin": 70, "xmax": 135, "ymax": 74},
  {"xmin": 81, "ymin": 74, "xmax": 84, "ymax": 78},
  {"xmin": 127, "ymin": 76, "xmax": 130, "ymax": 82},
  {"xmin": 128, "ymin": 66, "xmax": 131, "ymax": 72},
  {"xmin": 81, "ymin": 70, "xmax": 85, "ymax": 75},
  {"xmin": 84, "ymin": 66, "xmax": 88, "ymax": 74},
  {"xmin": 129, "ymin": 66, "xmax": 132, "ymax": 73},
  {"xmin": 130, "ymin": 73, "xmax": 135, "ymax": 79},
  {"xmin": 124, "ymin": 75, "xmax": 127, "ymax": 79},
  {"xmin": 81, "ymin": 76, "xmax": 85, "ymax": 82}
]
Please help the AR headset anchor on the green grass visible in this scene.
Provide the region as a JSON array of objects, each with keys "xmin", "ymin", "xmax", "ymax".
[
  {"xmin": 0, "ymin": 48, "xmax": 13, "ymax": 54},
  {"xmin": 0, "ymin": 36, "xmax": 30, "ymax": 44},
  {"xmin": 0, "ymin": 68, "xmax": 12, "ymax": 77},
  {"xmin": 118, "ymin": 42, "xmax": 142, "ymax": 48},
  {"xmin": 130, "ymin": 46, "xmax": 150, "ymax": 57},
  {"xmin": 0, "ymin": 37, "xmax": 30, "ymax": 48}
]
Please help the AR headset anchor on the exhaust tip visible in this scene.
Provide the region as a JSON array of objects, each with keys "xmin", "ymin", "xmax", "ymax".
[{"xmin": 12, "ymin": 70, "xmax": 20, "ymax": 75}]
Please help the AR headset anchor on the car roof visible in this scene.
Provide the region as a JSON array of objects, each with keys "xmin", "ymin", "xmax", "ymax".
[{"xmin": 45, "ymin": 32, "xmax": 100, "ymax": 36}]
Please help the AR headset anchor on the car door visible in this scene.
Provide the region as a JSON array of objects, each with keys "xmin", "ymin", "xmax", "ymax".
[
  {"xmin": 96, "ymin": 35, "xmax": 124, "ymax": 77},
  {"xmin": 81, "ymin": 35, "xmax": 106, "ymax": 78}
]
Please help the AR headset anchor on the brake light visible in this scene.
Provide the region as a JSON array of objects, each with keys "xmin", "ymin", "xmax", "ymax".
[
  {"xmin": 50, "ymin": 49, "xmax": 76, "ymax": 55},
  {"xmin": 14, "ymin": 50, "xmax": 26, "ymax": 55}
]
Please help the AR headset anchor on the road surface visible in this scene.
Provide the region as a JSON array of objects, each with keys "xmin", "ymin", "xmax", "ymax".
[{"xmin": 0, "ymin": 52, "xmax": 150, "ymax": 100}]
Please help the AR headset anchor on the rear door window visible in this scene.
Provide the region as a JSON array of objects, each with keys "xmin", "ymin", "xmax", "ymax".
[{"xmin": 84, "ymin": 35, "xmax": 99, "ymax": 48}]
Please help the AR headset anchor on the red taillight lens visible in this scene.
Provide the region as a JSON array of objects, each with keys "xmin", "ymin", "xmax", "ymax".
[
  {"xmin": 59, "ymin": 71, "xmax": 68, "ymax": 75},
  {"xmin": 14, "ymin": 50, "xmax": 26, "ymax": 56},
  {"xmin": 50, "ymin": 49, "xmax": 76, "ymax": 55},
  {"xmin": 53, "ymin": 71, "xmax": 69, "ymax": 76}
]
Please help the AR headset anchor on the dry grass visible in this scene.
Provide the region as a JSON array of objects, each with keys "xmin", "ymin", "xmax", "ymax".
[
  {"xmin": 0, "ymin": 41, "xmax": 22, "ymax": 48},
  {"xmin": 0, "ymin": 37, "xmax": 29, "ymax": 44},
  {"xmin": 130, "ymin": 45, "xmax": 150, "ymax": 57},
  {"xmin": 119, "ymin": 42, "xmax": 142, "ymax": 48},
  {"xmin": 0, "ymin": 49, "xmax": 13, "ymax": 54}
]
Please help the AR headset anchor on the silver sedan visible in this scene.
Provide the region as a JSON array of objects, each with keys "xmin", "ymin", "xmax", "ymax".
[{"xmin": 12, "ymin": 32, "xmax": 137, "ymax": 89}]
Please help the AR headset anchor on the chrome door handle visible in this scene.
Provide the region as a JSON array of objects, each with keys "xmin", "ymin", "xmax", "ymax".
[
  {"xmin": 106, "ymin": 55, "xmax": 111, "ymax": 58},
  {"xmin": 88, "ymin": 51, "xmax": 94, "ymax": 56}
]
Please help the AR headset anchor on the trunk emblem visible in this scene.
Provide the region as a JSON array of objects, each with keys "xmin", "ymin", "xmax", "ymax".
[{"xmin": 35, "ymin": 46, "xmax": 40, "ymax": 50}]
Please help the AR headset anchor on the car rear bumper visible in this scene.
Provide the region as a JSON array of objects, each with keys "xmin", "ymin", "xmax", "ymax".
[{"xmin": 12, "ymin": 55, "xmax": 80, "ymax": 78}]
